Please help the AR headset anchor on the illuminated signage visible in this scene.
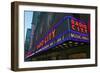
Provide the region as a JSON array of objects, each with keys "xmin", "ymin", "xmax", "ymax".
[
  {"xmin": 36, "ymin": 29, "xmax": 56, "ymax": 49},
  {"xmin": 71, "ymin": 33, "xmax": 89, "ymax": 40},
  {"xmin": 71, "ymin": 18, "xmax": 88, "ymax": 33},
  {"xmin": 35, "ymin": 16, "xmax": 89, "ymax": 54}
]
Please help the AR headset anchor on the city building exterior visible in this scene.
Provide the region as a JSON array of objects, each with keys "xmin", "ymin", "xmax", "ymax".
[
  {"xmin": 25, "ymin": 12, "xmax": 90, "ymax": 61},
  {"xmin": 24, "ymin": 29, "xmax": 32, "ymax": 57}
]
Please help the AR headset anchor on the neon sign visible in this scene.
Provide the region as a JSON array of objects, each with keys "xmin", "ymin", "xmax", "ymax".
[
  {"xmin": 36, "ymin": 16, "xmax": 89, "ymax": 50},
  {"xmin": 71, "ymin": 18, "xmax": 88, "ymax": 33},
  {"xmin": 26, "ymin": 16, "xmax": 90, "ymax": 58},
  {"xmin": 36, "ymin": 29, "xmax": 56, "ymax": 49}
]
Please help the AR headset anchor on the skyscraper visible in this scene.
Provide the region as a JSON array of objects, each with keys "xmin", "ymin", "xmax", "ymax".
[{"xmin": 24, "ymin": 29, "xmax": 32, "ymax": 56}]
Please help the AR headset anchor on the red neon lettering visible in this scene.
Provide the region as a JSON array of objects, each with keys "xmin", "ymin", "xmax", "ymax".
[
  {"xmin": 75, "ymin": 21, "xmax": 80, "ymax": 32},
  {"xmin": 52, "ymin": 29, "xmax": 55, "ymax": 38},
  {"xmin": 79, "ymin": 23, "xmax": 84, "ymax": 33},
  {"xmin": 83, "ymin": 24, "xmax": 87, "ymax": 33},
  {"xmin": 36, "ymin": 29, "xmax": 56, "ymax": 49},
  {"xmin": 71, "ymin": 19, "xmax": 88, "ymax": 33},
  {"xmin": 71, "ymin": 19, "xmax": 75, "ymax": 30}
]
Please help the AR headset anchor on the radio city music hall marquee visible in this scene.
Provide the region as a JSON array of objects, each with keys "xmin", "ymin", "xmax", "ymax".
[
  {"xmin": 35, "ymin": 16, "xmax": 89, "ymax": 52},
  {"xmin": 26, "ymin": 16, "xmax": 90, "ymax": 58}
]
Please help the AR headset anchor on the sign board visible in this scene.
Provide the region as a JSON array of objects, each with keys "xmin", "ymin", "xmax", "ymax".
[{"xmin": 35, "ymin": 16, "xmax": 89, "ymax": 53}]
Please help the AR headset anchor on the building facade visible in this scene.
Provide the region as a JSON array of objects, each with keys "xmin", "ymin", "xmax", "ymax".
[{"xmin": 25, "ymin": 11, "xmax": 90, "ymax": 61}]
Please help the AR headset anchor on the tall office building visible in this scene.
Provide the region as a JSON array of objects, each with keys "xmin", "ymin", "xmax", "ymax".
[
  {"xmin": 29, "ymin": 12, "xmax": 41, "ymax": 51},
  {"xmin": 24, "ymin": 29, "xmax": 32, "ymax": 56}
]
